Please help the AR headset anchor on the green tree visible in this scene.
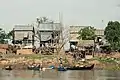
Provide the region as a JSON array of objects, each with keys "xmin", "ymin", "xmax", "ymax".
[
  {"xmin": 7, "ymin": 30, "xmax": 13, "ymax": 39},
  {"xmin": 0, "ymin": 28, "xmax": 7, "ymax": 43},
  {"xmin": 104, "ymin": 21, "xmax": 120, "ymax": 50},
  {"xmin": 77, "ymin": 26, "xmax": 96, "ymax": 40}
]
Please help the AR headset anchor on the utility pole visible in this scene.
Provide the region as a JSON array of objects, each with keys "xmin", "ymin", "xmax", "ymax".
[
  {"xmin": 93, "ymin": 36, "xmax": 96, "ymax": 57},
  {"xmin": 59, "ymin": 12, "xmax": 64, "ymax": 46},
  {"xmin": 36, "ymin": 18, "xmax": 41, "ymax": 47},
  {"xmin": 93, "ymin": 38, "xmax": 95, "ymax": 57}
]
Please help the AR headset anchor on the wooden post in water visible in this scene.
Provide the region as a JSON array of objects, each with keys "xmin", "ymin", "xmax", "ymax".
[{"xmin": 93, "ymin": 38, "xmax": 95, "ymax": 57}]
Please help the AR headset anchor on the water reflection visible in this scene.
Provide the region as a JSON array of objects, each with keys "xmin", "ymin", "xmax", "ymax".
[{"xmin": 0, "ymin": 70, "xmax": 120, "ymax": 80}]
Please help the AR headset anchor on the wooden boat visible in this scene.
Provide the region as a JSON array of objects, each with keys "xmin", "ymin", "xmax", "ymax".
[
  {"xmin": 49, "ymin": 65, "xmax": 55, "ymax": 69},
  {"xmin": 4, "ymin": 65, "xmax": 12, "ymax": 70},
  {"xmin": 67, "ymin": 64, "xmax": 94, "ymax": 70},
  {"xmin": 57, "ymin": 66, "xmax": 67, "ymax": 71},
  {"xmin": 27, "ymin": 65, "xmax": 40, "ymax": 71},
  {"xmin": 27, "ymin": 65, "xmax": 34, "ymax": 70}
]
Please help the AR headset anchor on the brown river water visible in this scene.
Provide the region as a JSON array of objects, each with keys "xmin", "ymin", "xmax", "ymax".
[{"xmin": 0, "ymin": 69, "xmax": 120, "ymax": 80}]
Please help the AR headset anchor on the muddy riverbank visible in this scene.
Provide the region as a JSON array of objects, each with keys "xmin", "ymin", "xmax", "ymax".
[{"xmin": 0, "ymin": 53, "xmax": 120, "ymax": 70}]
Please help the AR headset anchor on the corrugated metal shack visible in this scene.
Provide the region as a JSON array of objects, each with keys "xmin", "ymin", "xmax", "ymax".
[
  {"xmin": 13, "ymin": 25, "xmax": 35, "ymax": 47},
  {"xmin": 34, "ymin": 23, "xmax": 62, "ymax": 54},
  {"xmin": 12, "ymin": 23, "xmax": 62, "ymax": 54},
  {"xmin": 35, "ymin": 23, "xmax": 62, "ymax": 47}
]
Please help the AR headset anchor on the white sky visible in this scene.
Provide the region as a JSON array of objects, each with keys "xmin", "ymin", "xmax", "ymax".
[{"xmin": 0, "ymin": 0, "xmax": 119, "ymax": 32}]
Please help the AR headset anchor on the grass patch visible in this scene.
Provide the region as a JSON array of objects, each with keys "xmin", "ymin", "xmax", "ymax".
[
  {"xmin": 26, "ymin": 54, "xmax": 57, "ymax": 60},
  {"xmin": 94, "ymin": 57, "xmax": 116, "ymax": 63},
  {"xmin": 104, "ymin": 64, "xmax": 120, "ymax": 70}
]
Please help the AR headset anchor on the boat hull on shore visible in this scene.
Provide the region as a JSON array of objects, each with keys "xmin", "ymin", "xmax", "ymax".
[
  {"xmin": 27, "ymin": 65, "xmax": 40, "ymax": 71},
  {"xmin": 57, "ymin": 67, "xmax": 67, "ymax": 71},
  {"xmin": 67, "ymin": 64, "xmax": 94, "ymax": 70},
  {"xmin": 4, "ymin": 66, "xmax": 12, "ymax": 70}
]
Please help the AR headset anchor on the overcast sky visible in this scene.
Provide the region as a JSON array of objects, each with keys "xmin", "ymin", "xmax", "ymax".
[{"xmin": 0, "ymin": 0, "xmax": 119, "ymax": 32}]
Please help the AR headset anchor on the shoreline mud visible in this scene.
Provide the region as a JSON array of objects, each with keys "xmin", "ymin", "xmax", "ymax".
[{"xmin": 0, "ymin": 53, "xmax": 120, "ymax": 70}]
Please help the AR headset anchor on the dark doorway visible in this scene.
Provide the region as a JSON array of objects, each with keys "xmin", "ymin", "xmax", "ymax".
[
  {"xmin": 70, "ymin": 41, "xmax": 78, "ymax": 46},
  {"xmin": 97, "ymin": 37, "xmax": 102, "ymax": 42}
]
